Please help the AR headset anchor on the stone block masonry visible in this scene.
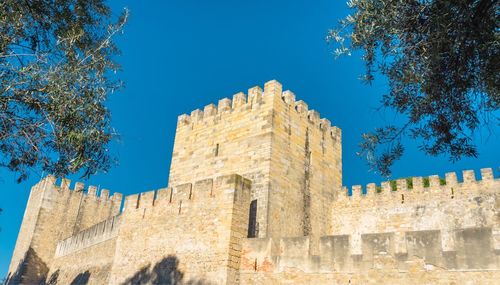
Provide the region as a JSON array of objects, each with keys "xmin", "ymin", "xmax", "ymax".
[
  {"xmin": 55, "ymin": 215, "xmax": 121, "ymax": 257},
  {"xmin": 170, "ymin": 80, "xmax": 341, "ymax": 256},
  {"xmin": 6, "ymin": 80, "xmax": 500, "ymax": 284},
  {"xmin": 108, "ymin": 174, "xmax": 251, "ymax": 284},
  {"xmin": 6, "ymin": 176, "xmax": 122, "ymax": 285},
  {"xmin": 240, "ymin": 168, "xmax": 500, "ymax": 284}
]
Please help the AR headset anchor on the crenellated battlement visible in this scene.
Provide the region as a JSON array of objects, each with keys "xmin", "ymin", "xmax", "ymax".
[
  {"xmin": 7, "ymin": 175, "xmax": 124, "ymax": 285},
  {"xmin": 335, "ymin": 167, "xmax": 498, "ymax": 206},
  {"xmin": 34, "ymin": 175, "xmax": 123, "ymax": 203},
  {"xmin": 34, "ymin": 174, "xmax": 124, "ymax": 234},
  {"xmin": 106, "ymin": 173, "xmax": 252, "ymax": 284},
  {"xmin": 55, "ymin": 215, "xmax": 121, "ymax": 257},
  {"xmin": 175, "ymin": 80, "xmax": 341, "ymax": 139},
  {"xmin": 242, "ymin": 226, "xmax": 500, "ymax": 274},
  {"xmin": 122, "ymin": 175, "xmax": 250, "ymax": 213}
]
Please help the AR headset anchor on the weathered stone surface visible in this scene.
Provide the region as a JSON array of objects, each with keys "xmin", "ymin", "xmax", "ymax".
[{"xmin": 6, "ymin": 80, "xmax": 500, "ymax": 284}]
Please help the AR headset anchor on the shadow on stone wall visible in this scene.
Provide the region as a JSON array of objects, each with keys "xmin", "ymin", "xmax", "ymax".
[
  {"xmin": 5, "ymin": 254, "xmax": 205, "ymax": 285},
  {"xmin": 69, "ymin": 271, "xmax": 91, "ymax": 285},
  {"xmin": 46, "ymin": 270, "xmax": 60, "ymax": 285},
  {"xmin": 44, "ymin": 269, "xmax": 90, "ymax": 285},
  {"xmin": 5, "ymin": 247, "xmax": 49, "ymax": 285},
  {"xmin": 121, "ymin": 255, "xmax": 209, "ymax": 285},
  {"xmin": 6, "ymin": 265, "xmax": 91, "ymax": 285}
]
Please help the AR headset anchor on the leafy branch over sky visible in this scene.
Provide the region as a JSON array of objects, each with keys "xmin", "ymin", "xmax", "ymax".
[
  {"xmin": 328, "ymin": 0, "xmax": 499, "ymax": 176},
  {"xmin": 0, "ymin": 0, "xmax": 128, "ymax": 182}
]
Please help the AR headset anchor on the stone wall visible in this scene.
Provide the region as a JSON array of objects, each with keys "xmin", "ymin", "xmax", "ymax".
[
  {"xmin": 239, "ymin": 169, "xmax": 500, "ymax": 284},
  {"xmin": 169, "ymin": 83, "xmax": 276, "ymax": 238},
  {"xmin": 331, "ymin": 168, "xmax": 500, "ymax": 255},
  {"xmin": 6, "ymin": 176, "xmax": 122, "ymax": 285},
  {"xmin": 107, "ymin": 174, "xmax": 251, "ymax": 284},
  {"xmin": 41, "ymin": 216, "xmax": 122, "ymax": 284},
  {"xmin": 240, "ymin": 229, "xmax": 500, "ymax": 284},
  {"xmin": 266, "ymin": 81, "xmax": 342, "ymax": 255},
  {"xmin": 240, "ymin": 266, "xmax": 500, "ymax": 284},
  {"xmin": 169, "ymin": 79, "xmax": 342, "ymax": 250},
  {"xmin": 45, "ymin": 237, "xmax": 118, "ymax": 285},
  {"xmin": 54, "ymin": 215, "xmax": 121, "ymax": 258},
  {"xmin": 6, "ymin": 176, "xmax": 48, "ymax": 284}
]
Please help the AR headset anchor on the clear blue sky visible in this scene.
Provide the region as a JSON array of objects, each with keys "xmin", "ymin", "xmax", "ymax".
[{"xmin": 1, "ymin": 0, "xmax": 498, "ymax": 277}]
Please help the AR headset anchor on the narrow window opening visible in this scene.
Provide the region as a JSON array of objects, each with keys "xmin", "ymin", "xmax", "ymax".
[
  {"xmin": 248, "ymin": 200, "xmax": 258, "ymax": 238},
  {"xmin": 136, "ymin": 195, "xmax": 141, "ymax": 209},
  {"xmin": 401, "ymin": 194, "xmax": 404, "ymax": 204},
  {"xmin": 215, "ymin": 143, "xmax": 219, "ymax": 157},
  {"xmin": 178, "ymin": 200, "xmax": 182, "ymax": 215},
  {"xmin": 451, "ymin": 188, "xmax": 454, "ymax": 199},
  {"xmin": 254, "ymin": 258, "xmax": 258, "ymax": 271},
  {"xmin": 153, "ymin": 190, "xmax": 158, "ymax": 206}
]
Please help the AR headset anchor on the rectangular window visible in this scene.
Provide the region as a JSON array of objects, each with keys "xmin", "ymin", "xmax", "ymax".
[
  {"xmin": 247, "ymin": 200, "xmax": 258, "ymax": 238},
  {"xmin": 215, "ymin": 143, "xmax": 219, "ymax": 157}
]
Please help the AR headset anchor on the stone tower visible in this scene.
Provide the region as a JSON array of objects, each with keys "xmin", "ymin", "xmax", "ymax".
[{"xmin": 168, "ymin": 79, "xmax": 342, "ymax": 253}]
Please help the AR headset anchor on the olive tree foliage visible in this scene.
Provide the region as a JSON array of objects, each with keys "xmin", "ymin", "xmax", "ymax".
[
  {"xmin": 328, "ymin": 0, "xmax": 499, "ymax": 176},
  {"xmin": 0, "ymin": 0, "xmax": 128, "ymax": 182}
]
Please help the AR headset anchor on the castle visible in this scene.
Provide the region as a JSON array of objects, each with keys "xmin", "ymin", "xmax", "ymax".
[{"xmin": 6, "ymin": 80, "xmax": 500, "ymax": 284}]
